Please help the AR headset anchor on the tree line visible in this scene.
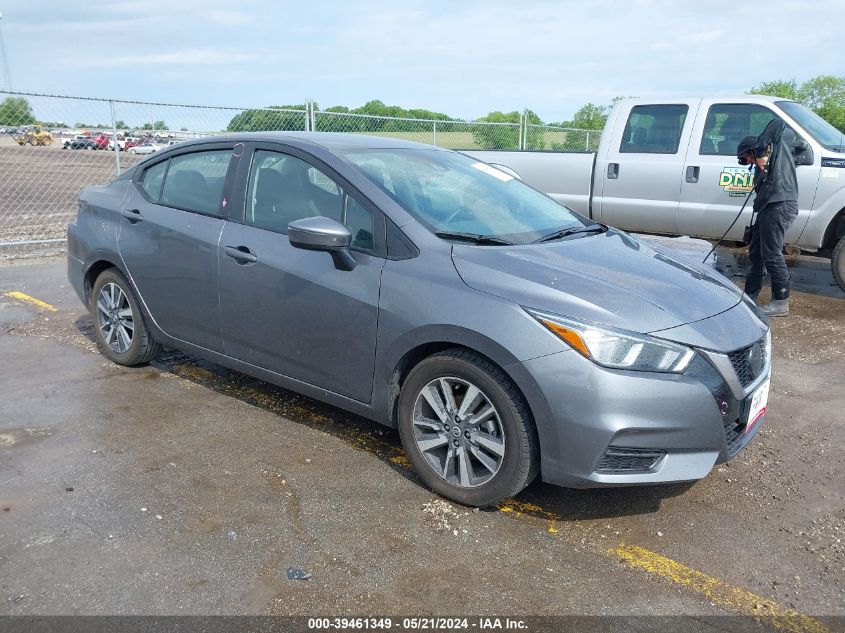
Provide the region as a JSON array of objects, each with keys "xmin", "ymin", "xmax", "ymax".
[{"xmin": 3, "ymin": 74, "xmax": 843, "ymax": 149}]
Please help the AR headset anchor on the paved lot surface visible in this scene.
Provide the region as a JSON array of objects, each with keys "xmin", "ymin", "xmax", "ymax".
[{"xmin": 0, "ymin": 257, "xmax": 843, "ymax": 628}]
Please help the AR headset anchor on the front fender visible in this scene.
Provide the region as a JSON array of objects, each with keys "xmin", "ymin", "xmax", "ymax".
[{"xmin": 799, "ymin": 180, "xmax": 845, "ymax": 248}]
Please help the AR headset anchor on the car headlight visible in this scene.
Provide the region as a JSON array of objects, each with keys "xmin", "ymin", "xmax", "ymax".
[{"xmin": 526, "ymin": 309, "xmax": 695, "ymax": 373}]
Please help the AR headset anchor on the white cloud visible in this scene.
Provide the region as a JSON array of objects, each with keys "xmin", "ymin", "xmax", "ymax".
[{"xmin": 69, "ymin": 49, "xmax": 260, "ymax": 69}]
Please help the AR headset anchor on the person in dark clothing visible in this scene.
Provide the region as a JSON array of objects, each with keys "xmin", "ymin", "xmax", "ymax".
[{"xmin": 736, "ymin": 118, "xmax": 800, "ymax": 317}]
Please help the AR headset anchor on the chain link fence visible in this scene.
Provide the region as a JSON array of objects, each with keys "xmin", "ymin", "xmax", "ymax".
[{"xmin": 0, "ymin": 91, "xmax": 598, "ymax": 257}]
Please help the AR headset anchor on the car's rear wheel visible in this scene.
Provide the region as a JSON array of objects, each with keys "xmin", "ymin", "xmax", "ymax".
[
  {"xmin": 90, "ymin": 269, "xmax": 160, "ymax": 366},
  {"xmin": 397, "ymin": 349, "xmax": 539, "ymax": 507}
]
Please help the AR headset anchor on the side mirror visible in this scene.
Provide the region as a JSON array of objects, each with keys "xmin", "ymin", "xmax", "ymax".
[
  {"xmin": 792, "ymin": 139, "xmax": 814, "ymax": 166},
  {"xmin": 288, "ymin": 216, "xmax": 356, "ymax": 271}
]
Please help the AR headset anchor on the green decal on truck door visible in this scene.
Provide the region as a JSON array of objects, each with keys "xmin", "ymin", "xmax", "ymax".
[{"xmin": 718, "ymin": 167, "xmax": 755, "ymax": 197}]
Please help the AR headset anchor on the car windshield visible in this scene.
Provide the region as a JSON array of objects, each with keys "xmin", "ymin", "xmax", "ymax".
[
  {"xmin": 339, "ymin": 148, "xmax": 587, "ymax": 244},
  {"xmin": 777, "ymin": 101, "xmax": 845, "ymax": 151}
]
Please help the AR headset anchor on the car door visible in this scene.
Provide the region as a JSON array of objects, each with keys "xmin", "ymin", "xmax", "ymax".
[
  {"xmin": 594, "ymin": 101, "xmax": 696, "ymax": 234},
  {"xmin": 118, "ymin": 143, "xmax": 239, "ymax": 351},
  {"xmin": 218, "ymin": 144, "xmax": 386, "ymax": 403},
  {"xmin": 679, "ymin": 100, "xmax": 819, "ymax": 241}
]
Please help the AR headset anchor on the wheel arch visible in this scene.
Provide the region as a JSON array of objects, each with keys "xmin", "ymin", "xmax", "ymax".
[
  {"xmin": 381, "ymin": 327, "xmax": 540, "ymax": 433},
  {"xmin": 83, "ymin": 255, "xmax": 128, "ymax": 303},
  {"xmin": 821, "ymin": 206, "xmax": 845, "ymax": 250}
]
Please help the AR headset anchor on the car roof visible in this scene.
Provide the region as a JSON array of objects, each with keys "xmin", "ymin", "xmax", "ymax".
[{"xmin": 170, "ymin": 131, "xmax": 444, "ymax": 152}]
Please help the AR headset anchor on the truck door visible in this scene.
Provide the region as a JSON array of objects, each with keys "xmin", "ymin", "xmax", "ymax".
[
  {"xmin": 594, "ymin": 101, "xmax": 695, "ymax": 234},
  {"xmin": 679, "ymin": 101, "xmax": 818, "ymax": 242}
]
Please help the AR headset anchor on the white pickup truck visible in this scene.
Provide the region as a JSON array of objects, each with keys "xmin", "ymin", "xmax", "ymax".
[{"xmin": 467, "ymin": 96, "xmax": 845, "ymax": 291}]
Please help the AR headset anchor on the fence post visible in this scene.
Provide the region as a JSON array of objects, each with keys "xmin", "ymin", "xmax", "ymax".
[
  {"xmin": 518, "ymin": 113, "xmax": 525, "ymax": 150},
  {"xmin": 432, "ymin": 120, "xmax": 437, "ymax": 146},
  {"xmin": 109, "ymin": 100, "xmax": 120, "ymax": 176}
]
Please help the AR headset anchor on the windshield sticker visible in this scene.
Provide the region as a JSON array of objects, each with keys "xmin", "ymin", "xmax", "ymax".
[
  {"xmin": 471, "ymin": 162, "xmax": 514, "ymax": 182},
  {"xmin": 719, "ymin": 166, "xmax": 754, "ymax": 197}
]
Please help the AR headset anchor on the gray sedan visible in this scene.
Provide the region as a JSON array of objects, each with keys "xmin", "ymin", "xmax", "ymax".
[{"xmin": 67, "ymin": 132, "xmax": 771, "ymax": 506}]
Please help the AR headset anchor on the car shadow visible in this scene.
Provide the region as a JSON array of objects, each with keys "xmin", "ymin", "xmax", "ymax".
[{"xmin": 74, "ymin": 315, "xmax": 697, "ymax": 521}]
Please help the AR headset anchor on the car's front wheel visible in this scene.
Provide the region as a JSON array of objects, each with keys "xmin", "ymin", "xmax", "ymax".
[
  {"xmin": 397, "ymin": 349, "xmax": 539, "ymax": 506},
  {"xmin": 833, "ymin": 234, "xmax": 845, "ymax": 293},
  {"xmin": 90, "ymin": 269, "xmax": 160, "ymax": 366}
]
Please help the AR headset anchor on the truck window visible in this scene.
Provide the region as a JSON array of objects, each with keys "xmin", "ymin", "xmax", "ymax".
[
  {"xmin": 619, "ymin": 104, "xmax": 689, "ymax": 154},
  {"xmin": 699, "ymin": 104, "xmax": 776, "ymax": 156}
]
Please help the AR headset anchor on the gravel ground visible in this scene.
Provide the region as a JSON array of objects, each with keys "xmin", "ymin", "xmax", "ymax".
[{"xmin": 0, "ymin": 257, "xmax": 843, "ymax": 625}]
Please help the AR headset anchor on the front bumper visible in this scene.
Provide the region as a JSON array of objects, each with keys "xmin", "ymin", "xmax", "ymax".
[{"xmin": 508, "ymin": 332, "xmax": 770, "ymax": 489}]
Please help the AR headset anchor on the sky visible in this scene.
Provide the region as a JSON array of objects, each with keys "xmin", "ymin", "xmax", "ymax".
[{"xmin": 1, "ymin": 0, "xmax": 843, "ymax": 127}]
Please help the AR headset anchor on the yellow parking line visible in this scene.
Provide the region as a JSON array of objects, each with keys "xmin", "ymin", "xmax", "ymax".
[
  {"xmin": 611, "ymin": 544, "xmax": 830, "ymax": 633},
  {"xmin": 3, "ymin": 291, "xmax": 58, "ymax": 312}
]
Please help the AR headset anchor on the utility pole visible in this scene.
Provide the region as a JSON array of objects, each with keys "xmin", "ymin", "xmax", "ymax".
[{"xmin": 0, "ymin": 11, "xmax": 13, "ymax": 90}]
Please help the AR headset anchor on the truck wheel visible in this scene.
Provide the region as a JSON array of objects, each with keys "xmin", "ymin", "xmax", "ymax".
[
  {"xmin": 833, "ymin": 235, "xmax": 845, "ymax": 293},
  {"xmin": 397, "ymin": 349, "xmax": 539, "ymax": 507},
  {"xmin": 90, "ymin": 269, "xmax": 161, "ymax": 366}
]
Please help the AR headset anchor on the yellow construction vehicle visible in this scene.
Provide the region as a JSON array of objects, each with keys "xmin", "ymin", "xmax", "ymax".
[{"xmin": 14, "ymin": 125, "xmax": 54, "ymax": 146}]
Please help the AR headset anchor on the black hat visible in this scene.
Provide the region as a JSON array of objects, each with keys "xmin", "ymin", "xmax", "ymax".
[{"xmin": 736, "ymin": 135, "xmax": 758, "ymax": 158}]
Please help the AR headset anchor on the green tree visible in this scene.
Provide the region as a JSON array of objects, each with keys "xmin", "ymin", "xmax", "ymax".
[
  {"xmin": 747, "ymin": 79, "xmax": 801, "ymax": 101},
  {"xmin": 317, "ymin": 100, "xmax": 454, "ymax": 133},
  {"xmin": 0, "ymin": 96, "xmax": 36, "ymax": 126},
  {"xmin": 114, "ymin": 119, "xmax": 128, "ymax": 129},
  {"xmin": 227, "ymin": 105, "xmax": 307, "ymax": 132},
  {"xmin": 748, "ymin": 75, "xmax": 845, "ymax": 132},
  {"xmin": 471, "ymin": 109, "xmax": 543, "ymax": 150},
  {"xmin": 559, "ymin": 102, "xmax": 611, "ymax": 130},
  {"xmin": 142, "ymin": 121, "xmax": 169, "ymax": 131},
  {"xmin": 800, "ymin": 75, "xmax": 845, "ymax": 132}
]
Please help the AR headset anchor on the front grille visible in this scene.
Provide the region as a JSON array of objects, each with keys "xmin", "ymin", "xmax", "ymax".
[
  {"xmin": 727, "ymin": 337, "xmax": 767, "ymax": 389},
  {"xmin": 596, "ymin": 446, "xmax": 665, "ymax": 473}
]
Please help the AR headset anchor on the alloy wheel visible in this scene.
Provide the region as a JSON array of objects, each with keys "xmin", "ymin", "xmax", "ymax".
[
  {"xmin": 412, "ymin": 377, "xmax": 505, "ymax": 488},
  {"xmin": 96, "ymin": 282, "xmax": 134, "ymax": 354}
]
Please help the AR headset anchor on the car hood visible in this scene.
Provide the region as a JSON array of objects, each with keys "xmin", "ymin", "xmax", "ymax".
[{"xmin": 451, "ymin": 230, "xmax": 743, "ymax": 333}]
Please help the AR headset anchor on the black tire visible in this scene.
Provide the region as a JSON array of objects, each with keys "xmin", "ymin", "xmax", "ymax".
[
  {"xmin": 90, "ymin": 269, "xmax": 160, "ymax": 366},
  {"xmin": 833, "ymin": 235, "xmax": 845, "ymax": 293},
  {"xmin": 397, "ymin": 348, "xmax": 539, "ymax": 507}
]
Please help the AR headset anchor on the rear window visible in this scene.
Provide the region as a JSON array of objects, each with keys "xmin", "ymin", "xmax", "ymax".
[
  {"xmin": 620, "ymin": 104, "xmax": 689, "ymax": 154},
  {"xmin": 159, "ymin": 150, "xmax": 232, "ymax": 215}
]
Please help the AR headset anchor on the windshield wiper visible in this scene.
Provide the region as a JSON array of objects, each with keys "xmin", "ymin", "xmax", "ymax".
[
  {"xmin": 533, "ymin": 223, "xmax": 608, "ymax": 243},
  {"xmin": 434, "ymin": 231, "xmax": 514, "ymax": 245}
]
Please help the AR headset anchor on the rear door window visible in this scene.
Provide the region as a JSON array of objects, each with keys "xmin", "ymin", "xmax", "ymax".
[
  {"xmin": 159, "ymin": 150, "xmax": 232, "ymax": 215},
  {"xmin": 620, "ymin": 104, "xmax": 689, "ymax": 154}
]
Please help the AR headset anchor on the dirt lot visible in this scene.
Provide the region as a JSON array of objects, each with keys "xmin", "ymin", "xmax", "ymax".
[
  {"xmin": 0, "ymin": 257, "xmax": 843, "ymax": 630},
  {"xmin": 0, "ymin": 136, "xmax": 144, "ymax": 248}
]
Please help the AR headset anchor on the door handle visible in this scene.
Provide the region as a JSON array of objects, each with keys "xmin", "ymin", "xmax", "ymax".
[
  {"xmin": 685, "ymin": 165, "xmax": 700, "ymax": 183},
  {"xmin": 607, "ymin": 163, "xmax": 619, "ymax": 179},
  {"xmin": 120, "ymin": 208, "xmax": 143, "ymax": 223},
  {"xmin": 224, "ymin": 245, "xmax": 258, "ymax": 264}
]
